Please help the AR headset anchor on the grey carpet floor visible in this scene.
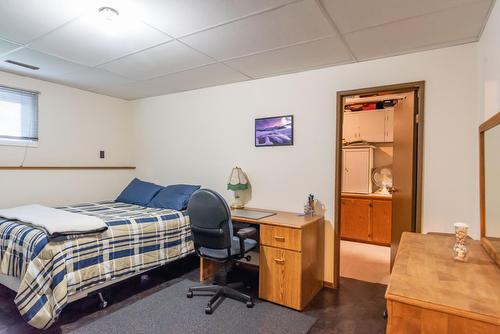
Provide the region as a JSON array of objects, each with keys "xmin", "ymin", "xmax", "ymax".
[{"xmin": 71, "ymin": 279, "xmax": 317, "ymax": 334}]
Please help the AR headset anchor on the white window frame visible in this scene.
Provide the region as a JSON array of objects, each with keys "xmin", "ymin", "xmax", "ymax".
[{"xmin": 0, "ymin": 85, "xmax": 40, "ymax": 147}]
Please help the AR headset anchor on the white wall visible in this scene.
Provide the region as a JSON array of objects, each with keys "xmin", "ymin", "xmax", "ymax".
[
  {"xmin": 0, "ymin": 71, "xmax": 135, "ymax": 207},
  {"xmin": 479, "ymin": 2, "xmax": 500, "ymax": 122},
  {"xmin": 132, "ymin": 43, "xmax": 480, "ymax": 283}
]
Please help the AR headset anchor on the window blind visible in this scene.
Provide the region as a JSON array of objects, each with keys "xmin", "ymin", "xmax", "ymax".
[{"xmin": 0, "ymin": 85, "xmax": 39, "ymax": 142}]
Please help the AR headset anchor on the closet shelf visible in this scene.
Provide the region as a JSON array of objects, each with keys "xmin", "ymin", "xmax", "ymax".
[{"xmin": 345, "ymin": 94, "xmax": 406, "ymax": 105}]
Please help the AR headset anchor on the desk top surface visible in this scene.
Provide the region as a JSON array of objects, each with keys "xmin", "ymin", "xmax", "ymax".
[
  {"xmin": 231, "ymin": 207, "xmax": 322, "ymax": 229},
  {"xmin": 386, "ymin": 232, "xmax": 500, "ymax": 325}
]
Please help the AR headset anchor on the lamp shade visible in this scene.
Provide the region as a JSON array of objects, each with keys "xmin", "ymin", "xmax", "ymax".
[{"xmin": 227, "ymin": 167, "xmax": 249, "ymax": 191}]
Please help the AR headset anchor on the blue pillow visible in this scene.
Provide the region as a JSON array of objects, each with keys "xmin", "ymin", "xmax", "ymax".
[
  {"xmin": 116, "ymin": 178, "xmax": 163, "ymax": 206},
  {"xmin": 148, "ymin": 184, "xmax": 201, "ymax": 210}
]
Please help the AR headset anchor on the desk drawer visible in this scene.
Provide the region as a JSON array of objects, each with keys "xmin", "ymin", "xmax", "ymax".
[
  {"xmin": 260, "ymin": 225, "xmax": 301, "ymax": 251},
  {"xmin": 259, "ymin": 245, "xmax": 301, "ymax": 310}
]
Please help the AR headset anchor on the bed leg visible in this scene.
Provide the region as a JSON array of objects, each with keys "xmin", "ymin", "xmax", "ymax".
[{"xmin": 97, "ymin": 292, "xmax": 108, "ymax": 309}]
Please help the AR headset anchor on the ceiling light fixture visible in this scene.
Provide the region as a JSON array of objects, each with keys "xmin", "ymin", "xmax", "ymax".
[{"xmin": 98, "ymin": 6, "xmax": 119, "ymax": 22}]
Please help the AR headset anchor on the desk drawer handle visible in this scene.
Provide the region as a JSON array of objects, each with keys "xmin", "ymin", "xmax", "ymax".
[
  {"xmin": 274, "ymin": 258, "xmax": 285, "ymax": 264},
  {"xmin": 273, "ymin": 236, "xmax": 285, "ymax": 242}
]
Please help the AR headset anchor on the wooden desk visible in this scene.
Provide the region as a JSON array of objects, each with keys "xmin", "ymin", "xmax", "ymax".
[
  {"xmin": 386, "ymin": 232, "xmax": 500, "ymax": 334},
  {"xmin": 199, "ymin": 208, "xmax": 324, "ymax": 311}
]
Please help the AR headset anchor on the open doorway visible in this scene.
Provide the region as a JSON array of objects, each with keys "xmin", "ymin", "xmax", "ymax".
[{"xmin": 333, "ymin": 82, "xmax": 424, "ymax": 288}]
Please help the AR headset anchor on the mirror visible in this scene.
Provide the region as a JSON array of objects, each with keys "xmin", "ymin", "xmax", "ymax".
[{"xmin": 480, "ymin": 112, "xmax": 500, "ymax": 266}]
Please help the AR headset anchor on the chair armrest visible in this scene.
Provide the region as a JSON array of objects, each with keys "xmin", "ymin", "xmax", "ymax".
[
  {"xmin": 236, "ymin": 227, "xmax": 257, "ymax": 258},
  {"xmin": 236, "ymin": 227, "xmax": 257, "ymax": 239}
]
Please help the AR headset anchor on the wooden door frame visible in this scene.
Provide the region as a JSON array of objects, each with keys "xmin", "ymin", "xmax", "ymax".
[{"xmin": 333, "ymin": 81, "xmax": 425, "ymax": 288}]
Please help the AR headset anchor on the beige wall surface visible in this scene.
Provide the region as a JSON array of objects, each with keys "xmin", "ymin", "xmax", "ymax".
[
  {"xmin": 0, "ymin": 71, "xmax": 135, "ymax": 207},
  {"xmin": 132, "ymin": 43, "xmax": 480, "ymax": 283}
]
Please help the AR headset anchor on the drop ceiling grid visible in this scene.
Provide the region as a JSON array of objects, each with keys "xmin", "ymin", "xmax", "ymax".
[{"xmin": 0, "ymin": 0, "xmax": 495, "ymax": 100}]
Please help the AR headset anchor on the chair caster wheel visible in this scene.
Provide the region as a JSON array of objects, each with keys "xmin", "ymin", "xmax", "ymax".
[
  {"xmin": 99, "ymin": 301, "xmax": 108, "ymax": 309},
  {"xmin": 187, "ymin": 291, "xmax": 193, "ymax": 298},
  {"xmin": 205, "ymin": 306, "xmax": 213, "ymax": 314},
  {"xmin": 246, "ymin": 301, "xmax": 254, "ymax": 308}
]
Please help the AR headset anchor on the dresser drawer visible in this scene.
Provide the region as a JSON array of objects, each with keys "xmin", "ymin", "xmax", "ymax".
[
  {"xmin": 260, "ymin": 225, "xmax": 301, "ymax": 251},
  {"xmin": 259, "ymin": 245, "xmax": 301, "ymax": 310}
]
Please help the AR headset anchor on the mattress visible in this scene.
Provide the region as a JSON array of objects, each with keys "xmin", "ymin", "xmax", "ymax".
[{"xmin": 0, "ymin": 201, "xmax": 194, "ymax": 329}]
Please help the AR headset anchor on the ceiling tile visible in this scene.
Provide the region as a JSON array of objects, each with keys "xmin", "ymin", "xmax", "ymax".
[
  {"xmin": 345, "ymin": 0, "xmax": 491, "ymax": 60},
  {"xmin": 56, "ymin": 68, "xmax": 133, "ymax": 93},
  {"xmin": 29, "ymin": 14, "xmax": 171, "ymax": 66},
  {"xmin": 0, "ymin": 39, "xmax": 21, "ymax": 56},
  {"xmin": 226, "ymin": 36, "xmax": 354, "ymax": 78},
  {"xmin": 138, "ymin": 0, "xmax": 297, "ymax": 38},
  {"xmin": 180, "ymin": 0, "xmax": 335, "ymax": 60},
  {"xmin": 99, "ymin": 41, "xmax": 215, "ymax": 80},
  {"xmin": 0, "ymin": 0, "xmax": 85, "ymax": 44},
  {"xmin": 321, "ymin": 0, "xmax": 487, "ymax": 33},
  {"xmin": 109, "ymin": 63, "xmax": 249, "ymax": 99},
  {"xmin": 0, "ymin": 48, "xmax": 86, "ymax": 79}
]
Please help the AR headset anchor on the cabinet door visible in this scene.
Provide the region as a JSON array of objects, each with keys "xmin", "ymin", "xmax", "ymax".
[
  {"xmin": 340, "ymin": 198, "xmax": 371, "ymax": 241},
  {"xmin": 372, "ymin": 200, "xmax": 392, "ymax": 245},
  {"xmin": 358, "ymin": 110, "xmax": 385, "ymax": 142},
  {"xmin": 343, "ymin": 113, "xmax": 359, "ymax": 142},
  {"xmin": 343, "ymin": 149, "xmax": 372, "ymax": 193},
  {"xmin": 259, "ymin": 245, "xmax": 301, "ymax": 309},
  {"xmin": 385, "ymin": 108, "xmax": 394, "ymax": 142}
]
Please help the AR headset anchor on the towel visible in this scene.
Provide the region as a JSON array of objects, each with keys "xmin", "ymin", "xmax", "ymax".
[{"xmin": 0, "ymin": 204, "xmax": 107, "ymax": 239}]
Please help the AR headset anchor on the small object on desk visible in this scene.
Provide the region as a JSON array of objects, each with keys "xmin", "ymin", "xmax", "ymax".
[
  {"xmin": 453, "ymin": 222, "xmax": 469, "ymax": 262},
  {"xmin": 231, "ymin": 209, "xmax": 276, "ymax": 220},
  {"xmin": 227, "ymin": 166, "xmax": 249, "ymax": 209},
  {"xmin": 304, "ymin": 194, "xmax": 315, "ymax": 216}
]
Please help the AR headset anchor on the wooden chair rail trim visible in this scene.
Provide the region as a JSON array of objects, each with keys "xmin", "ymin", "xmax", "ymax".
[
  {"xmin": 0, "ymin": 166, "xmax": 136, "ymax": 170},
  {"xmin": 386, "ymin": 294, "xmax": 500, "ymax": 326}
]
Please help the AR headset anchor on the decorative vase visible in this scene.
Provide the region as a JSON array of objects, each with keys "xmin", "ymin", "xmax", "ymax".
[{"xmin": 453, "ymin": 222, "xmax": 469, "ymax": 262}]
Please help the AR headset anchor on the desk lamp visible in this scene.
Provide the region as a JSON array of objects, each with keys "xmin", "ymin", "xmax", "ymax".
[{"xmin": 227, "ymin": 167, "xmax": 248, "ymax": 209}]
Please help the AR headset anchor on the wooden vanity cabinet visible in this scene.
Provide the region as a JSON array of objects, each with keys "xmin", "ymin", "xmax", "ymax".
[{"xmin": 341, "ymin": 194, "xmax": 392, "ymax": 246}]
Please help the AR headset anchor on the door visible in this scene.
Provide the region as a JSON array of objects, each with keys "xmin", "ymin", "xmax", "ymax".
[
  {"xmin": 343, "ymin": 113, "xmax": 359, "ymax": 142},
  {"xmin": 259, "ymin": 245, "xmax": 301, "ymax": 309},
  {"xmin": 343, "ymin": 149, "xmax": 372, "ymax": 193},
  {"xmin": 372, "ymin": 199, "xmax": 392, "ymax": 245},
  {"xmin": 334, "ymin": 81, "xmax": 424, "ymax": 289},
  {"xmin": 340, "ymin": 198, "xmax": 371, "ymax": 241},
  {"xmin": 385, "ymin": 108, "xmax": 394, "ymax": 142},
  {"xmin": 390, "ymin": 91, "xmax": 417, "ymax": 266},
  {"xmin": 358, "ymin": 110, "xmax": 386, "ymax": 142}
]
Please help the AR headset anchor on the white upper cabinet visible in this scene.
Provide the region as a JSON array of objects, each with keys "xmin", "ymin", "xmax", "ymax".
[{"xmin": 343, "ymin": 108, "xmax": 393, "ymax": 143}]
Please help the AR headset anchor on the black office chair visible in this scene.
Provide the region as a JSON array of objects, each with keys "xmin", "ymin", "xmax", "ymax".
[{"xmin": 186, "ymin": 189, "xmax": 257, "ymax": 314}]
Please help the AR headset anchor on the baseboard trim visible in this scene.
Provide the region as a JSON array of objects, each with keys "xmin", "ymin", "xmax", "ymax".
[{"xmin": 323, "ymin": 281, "xmax": 335, "ymax": 289}]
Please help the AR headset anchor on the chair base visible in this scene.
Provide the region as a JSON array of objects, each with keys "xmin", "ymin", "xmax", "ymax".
[{"xmin": 187, "ymin": 285, "xmax": 254, "ymax": 314}]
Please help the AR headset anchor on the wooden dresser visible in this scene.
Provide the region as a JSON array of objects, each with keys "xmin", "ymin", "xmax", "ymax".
[
  {"xmin": 200, "ymin": 209, "xmax": 324, "ymax": 311},
  {"xmin": 386, "ymin": 233, "xmax": 500, "ymax": 334},
  {"xmin": 341, "ymin": 193, "xmax": 392, "ymax": 245}
]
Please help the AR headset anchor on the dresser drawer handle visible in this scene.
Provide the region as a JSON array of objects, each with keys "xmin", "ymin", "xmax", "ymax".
[
  {"xmin": 273, "ymin": 258, "xmax": 285, "ymax": 264},
  {"xmin": 273, "ymin": 236, "xmax": 285, "ymax": 242}
]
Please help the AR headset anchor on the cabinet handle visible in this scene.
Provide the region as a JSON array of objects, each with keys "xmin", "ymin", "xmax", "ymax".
[
  {"xmin": 274, "ymin": 258, "xmax": 285, "ymax": 264},
  {"xmin": 273, "ymin": 236, "xmax": 285, "ymax": 242}
]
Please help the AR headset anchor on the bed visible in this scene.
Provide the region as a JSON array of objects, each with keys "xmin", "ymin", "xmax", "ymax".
[{"xmin": 0, "ymin": 200, "xmax": 194, "ymax": 329}]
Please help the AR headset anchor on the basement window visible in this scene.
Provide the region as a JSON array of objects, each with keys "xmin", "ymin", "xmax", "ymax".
[{"xmin": 0, "ymin": 86, "xmax": 39, "ymax": 147}]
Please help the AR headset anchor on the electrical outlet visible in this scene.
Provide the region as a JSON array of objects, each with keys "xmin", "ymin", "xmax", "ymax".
[{"xmin": 100, "ymin": 150, "xmax": 105, "ymax": 159}]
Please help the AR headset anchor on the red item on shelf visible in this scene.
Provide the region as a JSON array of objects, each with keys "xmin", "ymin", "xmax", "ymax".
[{"xmin": 362, "ymin": 103, "xmax": 376, "ymax": 110}]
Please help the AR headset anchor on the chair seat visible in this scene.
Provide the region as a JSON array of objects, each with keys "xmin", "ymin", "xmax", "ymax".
[{"xmin": 199, "ymin": 236, "xmax": 257, "ymax": 260}]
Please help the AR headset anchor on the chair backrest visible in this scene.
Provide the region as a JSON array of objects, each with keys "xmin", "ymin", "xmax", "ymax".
[{"xmin": 187, "ymin": 189, "xmax": 233, "ymax": 252}]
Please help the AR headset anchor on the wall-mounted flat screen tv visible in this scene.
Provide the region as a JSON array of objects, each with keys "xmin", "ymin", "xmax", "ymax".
[{"xmin": 255, "ymin": 115, "xmax": 294, "ymax": 147}]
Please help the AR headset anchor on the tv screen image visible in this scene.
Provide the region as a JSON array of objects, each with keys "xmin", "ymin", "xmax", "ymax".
[{"xmin": 255, "ymin": 115, "xmax": 293, "ymax": 147}]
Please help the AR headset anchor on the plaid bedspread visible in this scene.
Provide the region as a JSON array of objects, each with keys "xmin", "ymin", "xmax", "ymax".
[{"xmin": 0, "ymin": 201, "xmax": 194, "ymax": 329}]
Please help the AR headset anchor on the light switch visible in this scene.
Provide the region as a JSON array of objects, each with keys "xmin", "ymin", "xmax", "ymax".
[{"xmin": 100, "ymin": 150, "xmax": 105, "ymax": 159}]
